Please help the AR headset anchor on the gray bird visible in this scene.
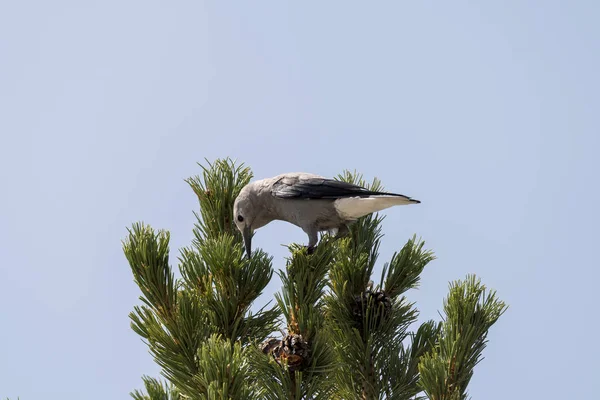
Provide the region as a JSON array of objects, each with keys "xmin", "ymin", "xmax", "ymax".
[{"xmin": 233, "ymin": 172, "xmax": 420, "ymax": 258}]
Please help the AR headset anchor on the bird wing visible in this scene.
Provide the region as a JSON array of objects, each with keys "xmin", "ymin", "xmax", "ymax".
[{"xmin": 270, "ymin": 173, "xmax": 417, "ymax": 201}]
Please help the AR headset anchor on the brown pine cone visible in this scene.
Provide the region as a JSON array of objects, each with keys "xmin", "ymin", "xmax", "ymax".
[
  {"xmin": 279, "ymin": 333, "xmax": 309, "ymax": 371},
  {"xmin": 351, "ymin": 289, "xmax": 392, "ymax": 328}
]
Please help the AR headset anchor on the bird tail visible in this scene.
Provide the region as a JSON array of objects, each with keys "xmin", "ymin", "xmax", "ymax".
[
  {"xmin": 370, "ymin": 195, "xmax": 420, "ymax": 207},
  {"xmin": 334, "ymin": 195, "xmax": 420, "ymax": 220},
  {"xmin": 384, "ymin": 194, "xmax": 420, "ymax": 205}
]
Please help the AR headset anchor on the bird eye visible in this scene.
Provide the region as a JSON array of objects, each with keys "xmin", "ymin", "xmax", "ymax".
[{"xmin": 237, "ymin": 215, "xmax": 244, "ymax": 222}]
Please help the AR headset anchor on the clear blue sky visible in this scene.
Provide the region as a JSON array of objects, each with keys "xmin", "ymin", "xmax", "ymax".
[{"xmin": 1, "ymin": 1, "xmax": 598, "ymax": 398}]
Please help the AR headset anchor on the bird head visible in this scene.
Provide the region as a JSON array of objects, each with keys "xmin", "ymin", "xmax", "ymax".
[{"xmin": 233, "ymin": 187, "xmax": 258, "ymax": 259}]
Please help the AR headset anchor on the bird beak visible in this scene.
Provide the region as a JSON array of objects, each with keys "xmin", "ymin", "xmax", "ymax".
[{"xmin": 243, "ymin": 225, "xmax": 252, "ymax": 259}]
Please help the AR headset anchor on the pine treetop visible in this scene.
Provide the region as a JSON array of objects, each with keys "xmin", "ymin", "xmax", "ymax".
[{"xmin": 123, "ymin": 158, "xmax": 507, "ymax": 400}]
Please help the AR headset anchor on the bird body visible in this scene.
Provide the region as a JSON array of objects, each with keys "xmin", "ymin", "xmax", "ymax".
[{"xmin": 233, "ymin": 172, "xmax": 420, "ymax": 257}]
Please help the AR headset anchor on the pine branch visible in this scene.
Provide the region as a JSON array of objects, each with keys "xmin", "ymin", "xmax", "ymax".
[
  {"xmin": 380, "ymin": 320, "xmax": 442, "ymax": 400},
  {"xmin": 418, "ymin": 275, "xmax": 508, "ymax": 400},
  {"xmin": 185, "ymin": 157, "xmax": 252, "ymax": 242},
  {"xmin": 123, "ymin": 158, "xmax": 278, "ymax": 399},
  {"xmin": 183, "ymin": 234, "xmax": 278, "ymax": 344},
  {"xmin": 123, "ymin": 223, "xmax": 210, "ymax": 396},
  {"xmin": 123, "ymin": 223, "xmax": 177, "ymax": 321},
  {"xmin": 381, "ymin": 235, "xmax": 436, "ymax": 298},
  {"xmin": 329, "ymin": 171, "xmax": 386, "ymax": 296},
  {"xmin": 131, "ymin": 376, "xmax": 183, "ymax": 400},
  {"xmin": 252, "ymin": 241, "xmax": 337, "ymax": 400},
  {"xmin": 193, "ymin": 335, "xmax": 256, "ymax": 399},
  {"xmin": 325, "ymin": 171, "xmax": 437, "ymax": 400}
]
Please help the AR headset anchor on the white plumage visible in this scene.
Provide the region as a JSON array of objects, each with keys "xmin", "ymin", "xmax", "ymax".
[{"xmin": 334, "ymin": 196, "xmax": 417, "ymax": 220}]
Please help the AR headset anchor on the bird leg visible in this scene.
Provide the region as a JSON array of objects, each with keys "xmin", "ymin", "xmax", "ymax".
[{"xmin": 305, "ymin": 228, "xmax": 319, "ymax": 255}]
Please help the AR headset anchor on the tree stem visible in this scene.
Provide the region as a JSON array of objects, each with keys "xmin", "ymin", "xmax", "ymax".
[{"xmin": 290, "ymin": 371, "xmax": 296, "ymax": 400}]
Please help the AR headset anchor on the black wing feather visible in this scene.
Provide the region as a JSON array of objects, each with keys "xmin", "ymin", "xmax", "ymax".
[{"xmin": 272, "ymin": 177, "xmax": 410, "ymax": 200}]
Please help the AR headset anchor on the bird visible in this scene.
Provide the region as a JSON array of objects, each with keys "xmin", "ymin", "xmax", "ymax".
[{"xmin": 233, "ymin": 172, "xmax": 420, "ymax": 258}]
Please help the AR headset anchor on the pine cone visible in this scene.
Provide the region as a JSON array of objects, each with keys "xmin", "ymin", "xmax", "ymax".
[
  {"xmin": 260, "ymin": 337, "xmax": 281, "ymax": 355},
  {"xmin": 279, "ymin": 334, "xmax": 309, "ymax": 371},
  {"xmin": 260, "ymin": 334, "xmax": 310, "ymax": 372},
  {"xmin": 351, "ymin": 289, "xmax": 392, "ymax": 329}
]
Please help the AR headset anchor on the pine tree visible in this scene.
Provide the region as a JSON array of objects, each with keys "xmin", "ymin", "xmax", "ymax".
[{"xmin": 122, "ymin": 158, "xmax": 507, "ymax": 400}]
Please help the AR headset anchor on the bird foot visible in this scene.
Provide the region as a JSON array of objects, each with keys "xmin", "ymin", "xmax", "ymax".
[{"xmin": 305, "ymin": 246, "xmax": 315, "ymax": 255}]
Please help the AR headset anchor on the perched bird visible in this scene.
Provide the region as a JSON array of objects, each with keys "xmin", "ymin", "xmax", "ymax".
[{"xmin": 233, "ymin": 172, "xmax": 420, "ymax": 258}]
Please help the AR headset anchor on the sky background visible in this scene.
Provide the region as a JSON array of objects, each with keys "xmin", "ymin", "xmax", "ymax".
[{"xmin": 1, "ymin": 1, "xmax": 598, "ymax": 398}]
